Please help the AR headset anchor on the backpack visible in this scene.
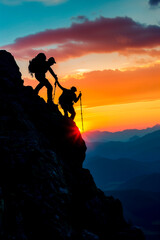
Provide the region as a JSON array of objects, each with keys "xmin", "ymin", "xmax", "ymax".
[
  {"xmin": 28, "ymin": 58, "xmax": 39, "ymax": 76},
  {"xmin": 59, "ymin": 89, "xmax": 76, "ymax": 106},
  {"xmin": 28, "ymin": 53, "xmax": 46, "ymax": 77}
]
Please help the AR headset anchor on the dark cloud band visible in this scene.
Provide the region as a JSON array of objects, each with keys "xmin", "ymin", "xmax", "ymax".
[
  {"xmin": 149, "ymin": 0, "xmax": 160, "ymax": 6},
  {"xmin": 2, "ymin": 16, "xmax": 160, "ymax": 61}
]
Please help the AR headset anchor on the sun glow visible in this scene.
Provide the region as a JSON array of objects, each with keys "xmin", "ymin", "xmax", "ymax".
[{"xmin": 75, "ymin": 100, "xmax": 160, "ymax": 132}]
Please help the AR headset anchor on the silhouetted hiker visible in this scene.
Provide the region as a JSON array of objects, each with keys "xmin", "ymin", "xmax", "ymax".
[
  {"xmin": 28, "ymin": 53, "xmax": 57, "ymax": 104},
  {"xmin": 55, "ymin": 78, "xmax": 82, "ymax": 120}
]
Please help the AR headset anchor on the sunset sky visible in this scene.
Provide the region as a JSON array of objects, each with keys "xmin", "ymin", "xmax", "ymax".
[{"xmin": 1, "ymin": 0, "xmax": 160, "ymax": 132}]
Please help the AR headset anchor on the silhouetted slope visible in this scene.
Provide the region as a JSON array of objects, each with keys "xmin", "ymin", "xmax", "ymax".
[{"xmin": 0, "ymin": 50, "xmax": 145, "ymax": 240}]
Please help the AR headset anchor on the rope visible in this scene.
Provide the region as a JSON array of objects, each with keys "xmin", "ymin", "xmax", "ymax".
[{"xmin": 80, "ymin": 92, "xmax": 84, "ymax": 132}]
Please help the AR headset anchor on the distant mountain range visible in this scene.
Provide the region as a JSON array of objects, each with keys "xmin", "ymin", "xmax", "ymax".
[
  {"xmin": 105, "ymin": 173, "xmax": 160, "ymax": 240},
  {"xmin": 82, "ymin": 124, "xmax": 160, "ymax": 142},
  {"xmin": 105, "ymin": 189, "xmax": 160, "ymax": 240},
  {"xmin": 116, "ymin": 173, "xmax": 160, "ymax": 192},
  {"xmin": 84, "ymin": 129, "xmax": 160, "ymax": 190},
  {"xmin": 83, "ymin": 126, "xmax": 160, "ymax": 240},
  {"xmin": 83, "ymin": 156, "xmax": 160, "ymax": 191},
  {"xmin": 85, "ymin": 129, "xmax": 160, "ymax": 162}
]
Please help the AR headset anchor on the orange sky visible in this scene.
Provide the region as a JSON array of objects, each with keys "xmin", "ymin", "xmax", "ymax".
[
  {"xmin": 6, "ymin": 13, "xmax": 160, "ymax": 133},
  {"xmin": 23, "ymin": 61, "xmax": 160, "ymax": 132},
  {"xmin": 1, "ymin": 2, "xmax": 160, "ymax": 133}
]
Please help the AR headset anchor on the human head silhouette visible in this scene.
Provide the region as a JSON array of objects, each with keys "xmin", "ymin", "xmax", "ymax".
[
  {"xmin": 48, "ymin": 57, "xmax": 56, "ymax": 66},
  {"xmin": 71, "ymin": 86, "xmax": 77, "ymax": 92}
]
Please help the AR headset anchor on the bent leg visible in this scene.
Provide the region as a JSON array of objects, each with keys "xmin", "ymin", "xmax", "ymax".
[
  {"xmin": 34, "ymin": 82, "xmax": 44, "ymax": 94},
  {"xmin": 69, "ymin": 105, "xmax": 76, "ymax": 120},
  {"xmin": 43, "ymin": 78, "xmax": 53, "ymax": 103},
  {"xmin": 35, "ymin": 74, "xmax": 53, "ymax": 103},
  {"xmin": 60, "ymin": 104, "xmax": 69, "ymax": 117},
  {"xmin": 34, "ymin": 74, "xmax": 45, "ymax": 94},
  {"xmin": 63, "ymin": 109, "xmax": 69, "ymax": 118}
]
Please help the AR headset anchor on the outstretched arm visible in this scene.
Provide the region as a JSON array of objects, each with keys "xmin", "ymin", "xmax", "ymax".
[
  {"xmin": 49, "ymin": 67, "xmax": 66, "ymax": 91},
  {"xmin": 48, "ymin": 67, "xmax": 57, "ymax": 80},
  {"xmin": 55, "ymin": 76, "xmax": 66, "ymax": 91}
]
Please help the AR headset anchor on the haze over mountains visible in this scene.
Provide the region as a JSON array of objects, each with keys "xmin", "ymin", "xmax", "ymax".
[
  {"xmin": 82, "ymin": 124, "xmax": 160, "ymax": 142},
  {"xmin": 83, "ymin": 126, "xmax": 160, "ymax": 240},
  {"xmin": 105, "ymin": 189, "xmax": 160, "ymax": 240},
  {"xmin": 117, "ymin": 173, "xmax": 160, "ymax": 192},
  {"xmin": 84, "ymin": 128, "xmax": 160, "ymax": 162},
  {"xmin": 83, "ymin": 156, "xmax": 160, "ymax": 190}
]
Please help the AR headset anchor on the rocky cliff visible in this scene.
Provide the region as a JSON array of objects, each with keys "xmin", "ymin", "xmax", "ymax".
[{"xmin": 0, "ymin": 50, "xmax": 145, "ymax": 240}]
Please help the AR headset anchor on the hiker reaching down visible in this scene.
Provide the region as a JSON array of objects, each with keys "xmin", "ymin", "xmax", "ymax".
[
  {"xmin": 55, "ymin": 78, "xmax": 82, "ymax": 120},
  {"xmin": 28, "ymin": 53, "xmax": 57, "ymax": 104}
]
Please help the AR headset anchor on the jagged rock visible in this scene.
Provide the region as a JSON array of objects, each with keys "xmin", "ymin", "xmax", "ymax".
[
  {"xmin": 0, "ymin": 50, "xmax": 145, "ymax": 240},
  {"xmin": 0, "ymin": 50, "xmax": 23, "ymax": 87}
]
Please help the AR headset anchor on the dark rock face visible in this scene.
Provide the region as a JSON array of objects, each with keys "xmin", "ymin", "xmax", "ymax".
[{"xmin": 0, "ymin": 50, "xmax": 145, "ymax": 240}]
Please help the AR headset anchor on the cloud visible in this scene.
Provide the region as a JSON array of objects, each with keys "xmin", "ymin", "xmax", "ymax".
[
  {"xmin": 0, "ymin": 0, "xmax": 66, "ymax": 5},
  {"xmin": 59, "ymin": 63, "xmax": 160, "ymax": 107},
  {"xmin": 71, "ymin": 16, "xmax": 88, "ymax": 23},
  {"xmin": 2, "ymin": 16, "xmax": 160, "ymax": 61},
  {"xmin": 149, "ymin": 0, "xmax": 160, "ymax": 6}
]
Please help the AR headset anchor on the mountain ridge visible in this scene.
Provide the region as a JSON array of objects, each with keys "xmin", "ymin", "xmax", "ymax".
[
  {"xmin": 116, "ymin": 173, "xmax": 160, "ymax": 192},
  {"xmin": 0, "ymin": 50, "xmax": 145, "ymax": 240},
  {"xmin": 84, "ymin": 155, "xmax": 160, "ymax": 190},
  {"xmin": 85, "ymin": 129, "xmax": 160, "ymax": 161},
  {"xmin": 83, "ymin": 124, "xmax": 160, "ymax": 142},
  {"xmin": 105, "ymin": 189, "xmax": 160, "ymax": 240}
]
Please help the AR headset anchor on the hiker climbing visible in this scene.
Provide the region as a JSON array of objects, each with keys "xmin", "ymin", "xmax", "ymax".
[
  {"xmin": 28, "ymin": 53, "xmax": 57, "ymax": 104},
  {"xmin": 55, "ymin": 78, "xmax": 82, "ymax": 120}
]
